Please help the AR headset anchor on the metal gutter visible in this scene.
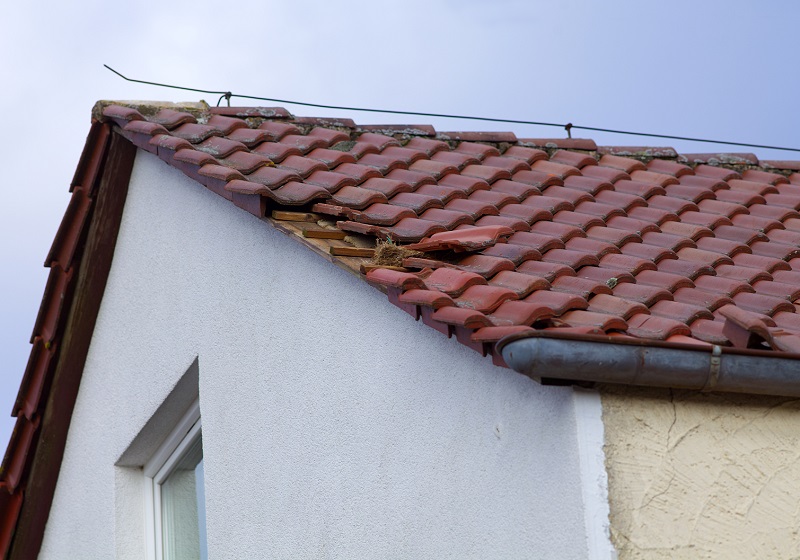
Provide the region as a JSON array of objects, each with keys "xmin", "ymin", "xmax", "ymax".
[{"xmin": 498, "ymin": 331, "xmax": 800, "ymax": 398}]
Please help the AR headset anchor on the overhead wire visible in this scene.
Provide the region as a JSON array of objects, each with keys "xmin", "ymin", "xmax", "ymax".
[{"xmin": 103, "ymin": 65, "xmax": 800, "ymax": 154}]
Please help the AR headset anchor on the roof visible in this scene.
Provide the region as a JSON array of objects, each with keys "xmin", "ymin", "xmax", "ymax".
[
  {"xmin": 101, "ymin": 100, "xmax": 800, "ymax": 356},
  {"xmin": 2, "ymin": 99, "xmax": 800, "ymax": 557}
]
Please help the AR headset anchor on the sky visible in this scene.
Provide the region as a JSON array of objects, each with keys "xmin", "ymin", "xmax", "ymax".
[{"xmin": 1, "ymin": 0, "xmax": 798, "ymax": 449}]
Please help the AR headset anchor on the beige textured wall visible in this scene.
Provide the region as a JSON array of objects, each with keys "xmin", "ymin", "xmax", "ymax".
[{"xmin": 600, "ymin": 385, "xmax": 800, "ymax": 560}]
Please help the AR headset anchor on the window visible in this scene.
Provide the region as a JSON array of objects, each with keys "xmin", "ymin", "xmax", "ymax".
[{"xmin": 144, "ymin": 400, "xmax": 208, "ymax": 560}]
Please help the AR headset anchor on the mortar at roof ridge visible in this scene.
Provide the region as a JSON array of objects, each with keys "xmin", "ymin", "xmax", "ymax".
[{"xmin": 91, "ymin": 99, "xmax": 211, "ymax": 122}]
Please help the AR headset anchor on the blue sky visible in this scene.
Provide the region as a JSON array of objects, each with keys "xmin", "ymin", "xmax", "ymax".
[{"xmin": 1, "ymin": 0, "xmax": 798, "ymax": 448}]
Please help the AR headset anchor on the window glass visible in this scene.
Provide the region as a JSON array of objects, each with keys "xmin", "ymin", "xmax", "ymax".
[{"xmin": 159, "ymin": 434, "xmax": 207, "ymax": 560}]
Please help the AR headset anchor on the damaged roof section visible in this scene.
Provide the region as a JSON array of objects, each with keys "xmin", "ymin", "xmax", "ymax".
[{"xmin": 96, "ymin": 100, "xmax": 800, "ymax": 365}]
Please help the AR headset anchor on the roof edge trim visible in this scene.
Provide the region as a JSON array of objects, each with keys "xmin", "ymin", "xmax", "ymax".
[{"xmin": 2, "ymin": 128, "xmax": 137, "ymax": 559}]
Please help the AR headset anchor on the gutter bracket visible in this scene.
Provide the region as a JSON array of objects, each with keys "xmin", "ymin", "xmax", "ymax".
[{"xmin": 702, "ymin": 345, "xmax": 723, "ymax": 392}]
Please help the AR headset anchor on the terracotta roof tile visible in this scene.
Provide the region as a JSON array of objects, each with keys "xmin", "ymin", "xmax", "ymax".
[
  {"xmin": 597, "ymin": 154, "xmax": 647, "ymax": 173},
  {"xmin": 456, "ymin": 254, "xmax": 516, "ymax": 278},
  {"xmin": 480, "ymin": 242, "xmax": 541, "ymax": 265},
  {"xmin": 385, "ymin": 168, "xmax": 438, "ymax": 189},
  {"xmin": 581, "ymin": 165, "xmax": 630, "ymax": 184},
  {"xmin": 417, "ymin": 208, "xmax": 474, "ymax": 229},
  {"xmin": 551, "ymin": 276, "xmax": 612, "ymax": 299},
  {"xmin": 587, "ymin": 294, "xmax": 649, "ymax": 319},
  {"xmin": 206, "ymin": 114, "xmax": 247, "ymax": 135},
  {"xmin": 563, "ymin": 176, "xmax": 615, "ymax": 196},
  {"xmin": 485, "ymin": 180, "xmax": 540, "ymax": 201},
  {"xmin": 549, "ymin": 150, "xmax": 597, "ymax": 169},
  {"xmin": 715, "ymin": 189, "xmax": 765, "ymax": 206},
  {"xmin": 488, "ymin": 271, "xmax": 550, "ymax": 297},
  {"xmin": 519, "ymin": 138, "xmax": 597, "ymax": 150},
  {"xmin": 356, "ymin": 204, "xmax": 415, "ymax": 226},
  {"xmin": 257, "ymin": 121, "xmax": 301, "ymax": 140},
  {"xmin": 650, "ymin": 300, "xmax": 714, "ymax": 324},
  {"xmin": 531, "ymin": 160, "xmax": 582, "ymax": 180},
  {"xmin": 585, "ymin": 226, "xmax": 641, "ymax": 246},
  {"xmin": 685, "ymin": 153, "xmax": 758, "ymax": 166},
  {"xmin": 672, "ymin": 288, "xmax": 733, "ymax": 311},
  {"xmin": 503, "ymin": 146, "xmax": 548, "ymax": 164},
  {"xmin": 430, "ymin": 150, "xmax": 481, "ymax": 169},
  {"xmin": 347, "ymin": 153, "xmax": 408, "ymax": 175},
  {"xmin": 635, "ymin": 270, "xmax": 694, "ymax": 291},
  {"xmin": 577, "ymin": 267, "xmax": 635, "ymax": 286},
  {"xmin": 565, "ymin": 237, "xmax": 620, "ymax": 259},
  {"xmin": 430, "ymin": 306, "xmax": 493, "ymax": 329},
  {"xmin": 453, "ymin": 142, "xmax": 501, "ymax": 159},
  {"xmin": 171, "ymin": 122, "xmax": 222, "ymax": 143},
  {"xmin": 611, "ymin": 283, "xmax": 673, "ymax": 306},
  {"xmin": 559, "ymin": 310, "xmax": 627, "ymax": 332},
  {"xmin": 732, "ymin": 253, "xmax": 792, "ymax": 273},
  {"xmin": 613, "ymin": 180, "xmax": 666, "ymax": 199},
  {"xmin": 455, "ymin": 285, "xmax": 518, "ymax": 313},
  {"xmin": 690, "ymin": 318, "xmax": 730, "ymax": 345},
  {"xmin": 487, "ymin": 300, "xmax": 555, "ymax": 327},
  {"xmin": 405, "ymin": 137, "xmax": 449, "ymax": 156},
  {"xmin": 523, "ymin": 290, "xmax": 588, "ymax": 316},
  {"xmin": 626, "ymin": 314, "xmax": 691, "ymax": 340},
  {"xmin": 377, "ymin": 217, "xmax": 446, "ymax": 242},
  {"xmin": 625, "ymin": 206, "xmax": 676, "ymax": 225},
  {"xmin": 252, "ymin": 141, "xmax": 302, "ymax": 163},
  {"xmin": 307, "ymin": 148, "xmax": 358, "ymax": 168},
  {"xmin": 439, "ymin": 131, "xmax": 517, "ymax": 143},
  {"xmin": 646, "ymin": 159, "xmax": 693, "ymax": 177},
  {"xmin": 516, "ymin": 260, "xmax": 575, "ymax": 283},
  {"xmin": 86, "ymin": 104, "xmax": 800, "ymax": 367}
]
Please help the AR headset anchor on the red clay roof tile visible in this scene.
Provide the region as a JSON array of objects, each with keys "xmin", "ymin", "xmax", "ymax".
[
  {"xmin": 85, "ymin": 104, "xmax": 800, "ymax": 368},
  {"xmin": 559, "ymin": 310, "xmax": 627, "ymax": 332},
  {"xmin": 359, "ymin": 177, "xmax": 414, "ymax": 197},
  {"xmin": 549, "ymin": 150, "xmax": 597, "ymax": 169},
  {"xmin": 523, "ymin": 290, "xmax": 588, "ymax": 316},
  {"xmin": 597, "ymin": 154, "xmax": 647, "ymax": 173},
  {"xmin": 305, "ymin": 170, "xmax": 358, "ymax": 192},
  {"xmin": 516, "ymin": 260, "xmax": 575, "ymax": 283},
  {"xmin": 672, "ymin": 288, "xmax": 733, "ymax": 311},
  {"xmin": 629, "ymin": 170, "xmax": 680, "ymax": 187},
  {"xmin": 206, "ymin": 114, "xmax": 247, "ymax": 135},
  {"xmin": 171, "ymin": 122, "xmax": 222, "ymax": 143},
  {"xmin": 626, "ymin": 314, "xmax": 691, "ymax": 339},
  {"xmin": 551, "ymin": 276, "xmax": 612, "ymax": 299},
  {"xmin": 646, "ymin": 159, "xmax": 693, "ymax": 177},
  {"xmin": 587, "ymin": 294, "xmax": 649, "ymax": 319},
  {"xmin": 635, "ymin": 270, "xmax": 693, "ymax": 291},
  {"xmin": 430, "ymin": 150, "xmax": 481, "ymax": 169},
  {"xmin": 456, "ymin": 254, "xmax": 516, "ymax": 278},
  {"xmin": 577, "ymin": 267, "xmax": 635, "ymax": 286},
  {"xmin": 307, "ymin": 148, "xmax": 358, "ymax": 168},
  {"xmin": 430, "ymin": 306, "xmax": 493, "ymax": 329},
  {"xmin": 252, "ymin": 141, "xmax": 303, "ymax": 163}
]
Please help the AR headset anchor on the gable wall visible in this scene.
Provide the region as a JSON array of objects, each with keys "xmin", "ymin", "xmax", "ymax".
[{"xmin": 36, "ymin": 150, "xmax": 608, "ymax": 559}]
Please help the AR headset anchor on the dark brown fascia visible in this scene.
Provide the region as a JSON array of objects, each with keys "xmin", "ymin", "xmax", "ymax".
[{"xmin": 0, "ymin": 123, "xmax": 136, "ymax": 559}]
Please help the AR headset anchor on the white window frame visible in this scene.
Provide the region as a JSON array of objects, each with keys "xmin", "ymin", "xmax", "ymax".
[{"xmin": 143, "ymin": 399, "xmax": 203, "ymax": 560}]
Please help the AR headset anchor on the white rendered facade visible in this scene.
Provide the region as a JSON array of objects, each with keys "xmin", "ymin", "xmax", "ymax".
[{"xmin": 37, "ymin": 150, "xmax": 612, "ymax": 559}]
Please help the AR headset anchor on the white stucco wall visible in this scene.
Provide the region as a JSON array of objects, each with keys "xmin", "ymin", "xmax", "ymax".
[{"xmin": 37, "ymin": 150, "xmax": 610, "ymax": 559}]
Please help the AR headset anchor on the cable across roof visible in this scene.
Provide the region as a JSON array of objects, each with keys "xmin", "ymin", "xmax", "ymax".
[{"xmin": 104, "ymin": 65, "xmax": 800, "ymax": 154}]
